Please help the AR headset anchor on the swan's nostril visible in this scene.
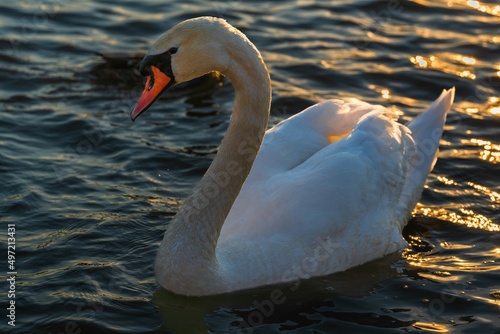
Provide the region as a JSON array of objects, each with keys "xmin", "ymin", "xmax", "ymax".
[{"xmin": 147, "ymin": 75, "xmax": 155, "ymax": 91}]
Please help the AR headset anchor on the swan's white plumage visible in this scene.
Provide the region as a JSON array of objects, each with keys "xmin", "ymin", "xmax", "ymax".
[
  {"xmin": 217, "ymin": 87, "xmax": 455, "ymax": 288},
  {"xmin": 217, "ymin": 100, "xmax": 411, "ymax": 283},
  {"xmin": 133, "ymin": 17, "xmax": 455, "ymax": 296}
]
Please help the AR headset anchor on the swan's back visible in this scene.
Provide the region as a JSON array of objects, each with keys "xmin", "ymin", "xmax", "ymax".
[{"xmin": 248, "ymin": 99, "xmax": 386, "ymax": 177}]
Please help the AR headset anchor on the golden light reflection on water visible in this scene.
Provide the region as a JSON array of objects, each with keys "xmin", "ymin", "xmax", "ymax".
[
  {"xmin": 436, "ymin": 175, "xmax": 500, "ymax": 205},
  {"xmin": 437, "ymin": 176, "xmax": 457, "ymax": 186},
  {"xmin": 416, "ymin": 0, "xmax": 500, "ymax": 16},
  {"xmin": 405, "ymin": 251, "xmax": 500, "ymax": 273},
  {"xmin": 487, "ymin": 97, "xmax": 500, "ymax": 115},
  {"xmin": 411, "ymin": 55, "xmax": 429, "ymax": 68},
  {"xmin": 465, "ymin": 0, "xmax": 500, "ymax": 15},
  {"xmin": 443, "ymin": 138, "xmax": 500, "ymax": 163},
  {"xmin": 409, "ymin": 1, "xmax": 500, "ymax": 121},
  {"xmin": 413, "ymin": 172, "xmax": 500, "ymax": 234},
  {"xmin": 490, "ymin": 107, "xmax": 500, "ymax": 115},
  {"xmin": 467, "ymin": 180, "xmax": 500, "ymax": 202},
  {"xmin": 413, "ymin": 321, "xmax": 449, "ymax": 333},
  {"xmin": 455, "ymin": 98, "xmax": 500, "ymax": 118},
  {"xmin": 460, "ymin": 56, "xmax": 476, "ymax": 65},
  {"xmin": 409, "ymin": 54, "xmax": 477, "ymax": 80},
  {"xmin": 366, "ymin": 84, "xmax": 419, "ymax": 109},
  {"xmin": 468, "ymin": 293, "xmax": 500, "ymax": 307},
  {"xmin": 404, "ymin": 232, "xmax": 500, "ymax": 277},
  {"xmin": 414, "ymin": 205, "xmax": 499, "ymax": 232},
  {"xmin": 418, "ymin": 271, "xmax": 461, "ymax": 283},
  {"xmin": 465, "ymin": 138, "xmax": 500, "ymax": 164},
  {"xmin": 381, "ymin": 88, "xmax": 390, "ymax": 100}
]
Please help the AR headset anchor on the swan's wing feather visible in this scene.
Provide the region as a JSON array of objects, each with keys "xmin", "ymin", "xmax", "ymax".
[
  {"xmin": 248, "ymin": 99, "xmax": 386, "ymax": 180},
  {"xmin": 281, "ymin": 110, "xmax": 415, "ymax": 236}
]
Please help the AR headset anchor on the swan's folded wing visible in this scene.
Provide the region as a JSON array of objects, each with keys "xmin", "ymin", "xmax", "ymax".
[{"xmin": 248, "ymin": 99, "xmax": 387, "ymax": 180}]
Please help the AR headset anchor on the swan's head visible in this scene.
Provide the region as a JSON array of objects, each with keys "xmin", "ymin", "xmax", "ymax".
[{"xmin": 131, "ymin": 17, "xmax": 246, "ymax": 120}]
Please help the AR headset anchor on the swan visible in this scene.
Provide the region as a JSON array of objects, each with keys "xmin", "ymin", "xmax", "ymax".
[{"xmin": 130, "ymin": 17, "xmax": 455, "ymax": 296}]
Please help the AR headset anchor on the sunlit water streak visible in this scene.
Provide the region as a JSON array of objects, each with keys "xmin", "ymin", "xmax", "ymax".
[{"xmin": 0, "ymin": 0, "xmax": 499, "ymax": 333}]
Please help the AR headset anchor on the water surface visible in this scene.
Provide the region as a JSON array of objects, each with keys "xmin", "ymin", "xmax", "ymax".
[{"xmin": 1, "ymin": 0, "xmax": 499, "ymax": 333}]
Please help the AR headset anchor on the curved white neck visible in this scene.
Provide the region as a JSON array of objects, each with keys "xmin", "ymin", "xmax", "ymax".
[{"xmin": 155, "ymin": 35, "xmax": 271, "ymax": 292}]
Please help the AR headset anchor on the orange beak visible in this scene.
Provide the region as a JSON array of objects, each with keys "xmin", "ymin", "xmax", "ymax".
[{"xmin": 131, "ymin": 65, "xmax": 172, "ymax": 121}]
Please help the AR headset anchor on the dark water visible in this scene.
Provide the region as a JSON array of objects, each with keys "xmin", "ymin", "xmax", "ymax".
[{"xmin": 1, "ymin": 0, "xmax": 499, "ymax": 333}]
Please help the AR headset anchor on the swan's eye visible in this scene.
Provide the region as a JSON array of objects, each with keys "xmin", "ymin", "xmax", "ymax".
[
  {"xmin": 168, "ymin": 47, "xmax": 178, "ymax": 55},
  {"xmin": 140, "ymin": 65, "xmax": 151, "ymax": 77}
]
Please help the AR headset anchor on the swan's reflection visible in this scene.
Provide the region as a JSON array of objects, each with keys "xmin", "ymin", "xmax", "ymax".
[{"xmin": 152, "ymin": 253, "xmax": 401, "ymax": 334}]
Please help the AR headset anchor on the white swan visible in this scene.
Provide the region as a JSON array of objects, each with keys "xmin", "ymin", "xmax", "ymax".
[{"xmin": 131, "ymin": 17, "xmax": 455, "ymax": 296}]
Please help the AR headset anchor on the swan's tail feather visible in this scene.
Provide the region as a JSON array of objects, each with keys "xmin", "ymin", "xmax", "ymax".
[
  {"xmin": 396, "ymin": 88, "xmax": 455, "ymax": 221},
  {"xmin": 406, "ymin": 87, "xmax": 455, "ymax": 174},
  {"xmin": 407, "ymin": 87, "xmax": 455, "ymax": 138}
]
